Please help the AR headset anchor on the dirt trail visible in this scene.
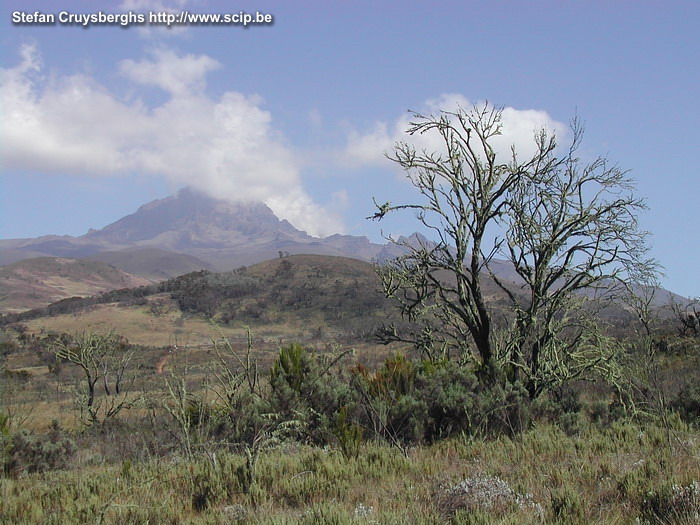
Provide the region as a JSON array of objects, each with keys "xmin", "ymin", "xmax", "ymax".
[{"xmin": 155, "ymin": 349, "xmax": 174, "ymax": 375}]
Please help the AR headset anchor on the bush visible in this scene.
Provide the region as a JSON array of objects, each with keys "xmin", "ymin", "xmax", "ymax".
[
  {"xmin": 331, "ymin": 405, "xmax": 363, "ymax": 459},
  {"xmin": 436, "ymin": 475, "xmax": 543, "ymax": 520},
  {"xmin": 671, "ymin": 383, "xmax": 700, "ymax": 425},
  {"xmin": 412, "ymin": 360, "xmax": 481, "ymax": 441},
  {"xmin": 215, "ymin": 390, "xmax": 271, "ymax": 446},
  {"xmin": 3, "ymin": 420, "xmax": 76, "ymax": 476},
  {"xmin": 0, "ymin": 340, "xmax": 18, "ymax": 357},
  {"xmin": 268, "ymin": 344, "xmax": 349, "ymax": 444},
  {"xmin": 640, "ymin": 481, "xmax": 700, "ymax": 524},
  {"xmin": 349, "ymin": 357, "xmax": 533, "ymax": 446}
]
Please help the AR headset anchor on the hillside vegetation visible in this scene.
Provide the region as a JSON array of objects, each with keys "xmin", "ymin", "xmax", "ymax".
[
  {"xmin": 1, "ymin": 255, "xmax": 698, "ymax": 523},
  {"xmin": 0, "ymin": 255, "xmax": 398, "ymax": 344},
  {"xmin": 0, "ymin": 325, "xmax": 698, "ymax": 523}
]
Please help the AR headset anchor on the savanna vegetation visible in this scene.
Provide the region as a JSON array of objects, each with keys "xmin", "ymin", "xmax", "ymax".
[
  {"xmin": 1, "ymin": 104, "xmax": 698, "ymax": 524},
  {"xmin": 1, "ymin": 320, "xmax": 698, "ymax": 523}
]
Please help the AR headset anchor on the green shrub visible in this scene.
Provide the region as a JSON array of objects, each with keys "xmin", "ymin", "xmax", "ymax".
[
  {"xmin": 332, "ymin": 406, "xmax": 363, "ymax": 459},
  {"xmin": 420, "ymin": 363, "xmax": 479, "ymax": 441},
  {"xmin": 268, "ymin": 344, "xmax": 349, "ymax": 444},
  {"xmin": 671, "ymin": 383, "xmax": 700, "ymax": 425},
  {"xmin": 216, "ymin": 390, "xmax": 270, "ymax": 445},
  {"xmin": 557, "ymin": 411, "xmax": 587, "ymax": 436},
  {"xmin": 3, "ymin": 420, "xmax": 76, "ymax": 476},
  {"xmin": 271, "ymin": 343, "xmax": 309, "ymax": 395},
  {"xmin": 588, "ymin": 398, "xmax": 613, "ymax": 426},
  {"xmin": 349, "ymin": 357, "xmax": 533, "ymax": 446},
  {"xmin": 532, "ymin": 384, "xmax": 583, "ymax": 421},
  {"xmin": 418, "ymin": 361, "xmax": 532, "ymax": 440},
  {"xmin": 183, "ymin": 398, "xmax": 214, "ymax": 429},
  {"xmin": 551, "ymin": 384, "xmax": 583, "ymax": 414}
]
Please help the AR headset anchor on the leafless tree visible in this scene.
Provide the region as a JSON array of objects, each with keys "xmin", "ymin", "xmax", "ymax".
[
  {"xmin": 371, "ymin": 103, "xmax": 656, "ymax": 397},
  {"xmin": 669, "ymin": 296, "xmax": 700, "ymax": 336},
  {"xmin": 53, "ymin": 331, "xmax": 140, "ymax": 426}
]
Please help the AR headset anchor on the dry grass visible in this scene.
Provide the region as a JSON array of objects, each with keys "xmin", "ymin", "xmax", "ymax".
[
  {"xmin": 1, "ymin": 422, "xmax": 698, "ymax": 524},
  {"xmin": 21, "ymin": 298, "xmax": 339, "ymax": 349},
  {"xmin": 0, "ymin": 257, "xmax": 151, "ymax": 313}
]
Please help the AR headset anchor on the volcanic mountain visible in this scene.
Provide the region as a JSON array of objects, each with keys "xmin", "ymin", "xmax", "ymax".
[
  {"xmin": 0, "ymin": 188, "xmax": 689, "ymax": 318},
  {"xmin": 0, "ymin": 188, "xmax": 398, "ymax": 274}
]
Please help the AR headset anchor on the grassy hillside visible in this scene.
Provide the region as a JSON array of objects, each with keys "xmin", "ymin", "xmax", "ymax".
[
  {"xmin": 0, "ymin": 255, "xmax": 398, "ymax": 345},
  {"xmin": 86, "ymin": 248, "xmax": 214, "ymax": 281},
  {"xmin": 0, "ymin": 330, "xmax": 698, "ymax": 523},
  {"xmin": 1, "ymin": 422, "xmax": 698, "ymax": 524},
  {"xmin": 0, "ymin": 257, "xmax": 151, "ymax": 314}
]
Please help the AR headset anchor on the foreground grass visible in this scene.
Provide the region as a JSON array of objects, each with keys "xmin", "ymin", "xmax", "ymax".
[{"xmin": 1, "ymin": 421, "xmax": 698, "ymax": 524}]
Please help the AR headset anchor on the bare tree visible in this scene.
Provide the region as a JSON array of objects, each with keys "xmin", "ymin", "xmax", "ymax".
[
  {"xmin": 669, "ymin": 296, "xmax": 700, "ymax": 336},
  {"xmin": 371, "ymin": 103, "xmax": 655, "ymax": 397},
  {"xmin": 495, "ymin": 119, "xmax": 655, "ymax": 397},
  {"xmin": 372, "ymin": 105, "xmax": 517, "ymax": 376},
  {"xmin": 53, "ymin": 331, "xmax": 140, "ymax": 426}
]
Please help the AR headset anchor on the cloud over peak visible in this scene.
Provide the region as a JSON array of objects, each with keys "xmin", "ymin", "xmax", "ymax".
[{"xmin": 0, "ymin": 44, "xmax": 344, "ymax": 237}]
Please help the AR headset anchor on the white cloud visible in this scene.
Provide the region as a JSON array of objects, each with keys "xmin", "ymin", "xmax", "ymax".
[
  {"xmin": 343, "ymin": 93, "xmax": 569, "ymax": 169},
  {"xmin": 344, "ymin": 122, "xmax": 394, "ymax": 168},
  {"xmin": 330, "ymin": 189, "xmax": 349, "ymax": 210},
  {"xmin": 0, "ymin": 44, "xmax": 341, "ymax": 237},
  {"xmin": 266, "ymin": 189, "xmax": 344, "ymax": 236},
  {"xmin": 119, "ymin": 49, "xmax": 219, "ymax": 95}
]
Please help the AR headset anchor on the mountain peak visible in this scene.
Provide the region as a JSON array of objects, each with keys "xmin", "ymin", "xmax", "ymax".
[
  {"xmin": 83, "ymin": 187, "xmax": 303, "ymax": 247},
  {"xmin": 1, "ymin": 188, "xmax": 392, "ymax": 274}
]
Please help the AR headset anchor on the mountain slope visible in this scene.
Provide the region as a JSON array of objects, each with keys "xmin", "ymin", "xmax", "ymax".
[
  {"xmin": 0, "ymin": 188, "xmax": 689, "ymax": 313},
  {"xmin": 0, "ymin": 257, "xmax": 150, "ymax": 313},
  {"xmin": 0, "ymin": 187, "xmax": 391, "ymax": 272},
  {"xmin": 0, "ymin": 255, "xmax": 399, "ymax": 346},
  {"xmin": 83, "ymin": 187, "xmax": 303, "ymax": 247},
  {"xmin": 2, "ymin": 254, "xmax": 659, "ymax": 350},
  {"xmin": 87, "ymin": 248, "xmax": 213, "ymax": 281}
]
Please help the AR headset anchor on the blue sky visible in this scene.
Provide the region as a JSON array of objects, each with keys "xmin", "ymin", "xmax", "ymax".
[{"xmin": 1, "ymin": 0, "xmax": 698, "ymax": 297}]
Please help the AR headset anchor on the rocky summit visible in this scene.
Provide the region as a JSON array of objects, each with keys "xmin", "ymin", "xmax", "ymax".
[{"xmin": 0, "ymin": 187, "xmax": 391, "ymax": 273}]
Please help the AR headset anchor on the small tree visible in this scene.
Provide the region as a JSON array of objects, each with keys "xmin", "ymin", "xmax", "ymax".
[
  {"xmin": 669, "ymin": 296, "xmax": 700, "ymax": 337},
  {"xmin": 53, "ymin": 331, "xmax": 140, "ymax": 426},
  {"xmin": 371, "ymin": 103, "xmax": 654, "ymax": 397}
]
